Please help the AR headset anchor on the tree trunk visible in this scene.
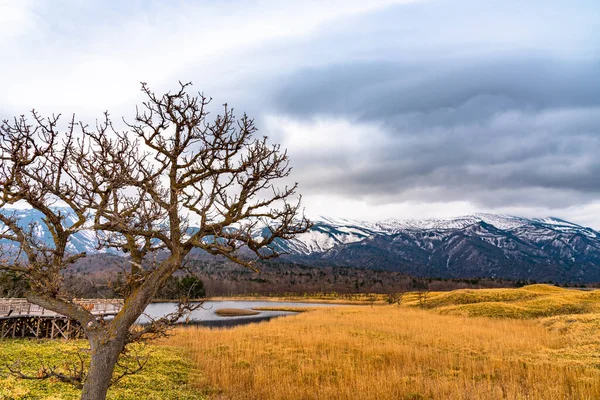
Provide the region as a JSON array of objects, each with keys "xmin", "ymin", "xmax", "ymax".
[
  {"xmin": 79, "ymin": 256, "xmax": 183, "ymax": 399},
  {"xmin": 80, "ymin": 337, "xmax": 124, "ymax": 400}
]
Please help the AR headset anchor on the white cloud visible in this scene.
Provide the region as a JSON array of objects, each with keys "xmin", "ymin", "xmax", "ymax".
[
  {"xmin": 1, "ymin": 0, "xmax": 599, "ymax": 227},
  {"xmin": 0, "ymin": 0, "xmax": 415, "ymax": 114},
  {"xmin": 0, "ymin": 0, "xmax": 36, "ymax": 44},
  {"xmin": 265, "ymin": 114, "xmax": 386, "ymax": 157},
  {"xmin": 303, "ymin": 195, "xmax": 478, "ymax": 221}
]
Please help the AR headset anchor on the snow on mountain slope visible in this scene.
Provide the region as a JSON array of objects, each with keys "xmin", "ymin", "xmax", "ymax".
[
  {"xmin": 2, "ymin": 208, "xmax": 598, "ymax": 255},
  {"xmin": 375, "ymin": 214, "xmax": 532, "ymax": 232},
  {"xmin": 279, "ymin": 217, "xmax": 378, "ymax": 255},
  {"xmin": 288, "ymin": 214, "xmax": 599, "ymax": 252},
  {"xmin": 281, "ymin": 214, "xmax": 600, "ymax": 283},
  {"xmin": 0, "ymin": 208, "xmax": 100, "ymax": 254},
  {"xmin": 4, "ymin": 207, "xmax": 600, "ymax": 282}
]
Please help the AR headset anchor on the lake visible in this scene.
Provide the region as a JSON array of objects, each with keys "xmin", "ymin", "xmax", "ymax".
[{"xmin": 139, "ymin": 300, "xmax": 341, "ymax": 328}]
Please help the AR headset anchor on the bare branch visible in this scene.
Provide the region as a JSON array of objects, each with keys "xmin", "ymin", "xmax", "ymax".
[{"xmin": 0, "ymin": 81, "xmax": 310, "ymax": 399}]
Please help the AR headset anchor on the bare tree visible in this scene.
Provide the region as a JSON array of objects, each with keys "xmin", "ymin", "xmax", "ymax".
[
  {"xmin": 0, "ymin": 82, "xmax": 310, "ymax": 400},
  {"xmin": 386, "ymin": 292, "xmax": 405, "ymax": 306},
  {"xmin": 416, "ymin": 291, "xmax": 429, "ymax": 309},
  {"xmin": 366, "ymin": 292, "xmax": 378, "ymax": 308}
]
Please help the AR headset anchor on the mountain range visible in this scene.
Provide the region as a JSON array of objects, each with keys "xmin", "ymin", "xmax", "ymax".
[
  {"xmin": 2, "ymin": 209, "xmax": 600, "ymax": 283},
  {"xmin": 276, "ymin": 214, "xmax": 600, "ymax": 283}
]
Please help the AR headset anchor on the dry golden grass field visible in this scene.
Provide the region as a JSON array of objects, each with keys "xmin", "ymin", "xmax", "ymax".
[
  {"xmin": 3, "ymin": 284, "xmax": 600, "ymax": 399},
  {"xmin": 164, "ymin": 284, "xmax": 600, "ymax": 400}
]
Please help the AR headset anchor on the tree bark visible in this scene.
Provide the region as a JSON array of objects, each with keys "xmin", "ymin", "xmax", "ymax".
[
  {"xmin": 79, "ymin": 257, "xmax": 182, "ymax": 399},
  {"xmin": 80, "ymin": 336, "xmax": 124, "ymax": 400}
]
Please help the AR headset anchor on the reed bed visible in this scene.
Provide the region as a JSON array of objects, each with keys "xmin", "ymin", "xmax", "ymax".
[
  {"xmin": 214, "ymin": 308, "xmax": 260, "ymax": 317},
  {"xmin": 164, "ymin": 300, "xmax": 600, "ymax": 400}
]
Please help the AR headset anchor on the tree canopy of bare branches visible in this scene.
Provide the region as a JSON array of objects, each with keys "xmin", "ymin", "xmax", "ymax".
[{"xmin": 0, "ymin": 81, "xmax": 310, "ymax": 400}]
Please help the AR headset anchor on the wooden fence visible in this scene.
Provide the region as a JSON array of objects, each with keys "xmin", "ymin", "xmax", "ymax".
[
  {"xmin": 0, "ymin": 298, "xmax": 123, "ymax": 339},
  {"xmin": 0, "ymin": 298, "xmax": 123, "ymax": 318}
]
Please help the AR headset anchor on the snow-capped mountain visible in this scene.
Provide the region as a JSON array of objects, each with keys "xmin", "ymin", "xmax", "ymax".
[
  {"xmin": 277, "ymin": 214, "xmax": 600, "ymax": 283},
  {"xmin": 0, "ymin": 208, "xmax": 100, "ymax": 254},
  {"xmin": 281, "ymin": 214, "xmax": 599, "ymax": 253},
  {"xmin": 3, "ymin": 208, "xmax": 600, "ymax": 283}
]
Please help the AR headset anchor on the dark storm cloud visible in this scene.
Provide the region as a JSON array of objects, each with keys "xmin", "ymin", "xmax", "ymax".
[
  {"xmin": 270, "ymin": 54, "xmax": 600, "ymax": 208},
  {"xmin": 275, "ymin": 56, "xmax": 600, "ymax": 122},
  {"xmin": 312, "ymin": 111, "xmax": 600, "ymax": 208},
  {"xmin": 243, "ymin": 0, "xmax": 600, "ymax": 211},
  {"xmin": 2, "ymin": 0, "xmax": 599, "ymax": 218},
  {"xmin": 379, "ymin": 59, "xmax": 600, "ymax": 124}
]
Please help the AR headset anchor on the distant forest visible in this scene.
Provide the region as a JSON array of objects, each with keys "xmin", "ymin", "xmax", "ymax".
[{"xmin": 2, "ymin": 253, "xmax": 582, "ymax": 299}]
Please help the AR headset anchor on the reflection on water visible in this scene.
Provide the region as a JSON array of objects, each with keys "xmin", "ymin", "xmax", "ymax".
[{"xmin": 138, "ymin": 300, "xmax": 340, "ymax": 328}]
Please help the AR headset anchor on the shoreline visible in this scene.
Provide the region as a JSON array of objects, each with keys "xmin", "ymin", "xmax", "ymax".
[{"xmin": 149, "ymin": 296, "xmax": 378, "ymax": 305}]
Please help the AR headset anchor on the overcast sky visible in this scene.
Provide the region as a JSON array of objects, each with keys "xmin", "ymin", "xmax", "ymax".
[{"xmin": 1, "ymin": 0, "xmax": 600, "ymax": 227}]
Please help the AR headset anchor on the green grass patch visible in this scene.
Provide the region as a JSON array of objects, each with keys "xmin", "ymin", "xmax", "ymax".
[{"xmin": 0, "ymin": 339, "xmax": 203, "ymax": 400}]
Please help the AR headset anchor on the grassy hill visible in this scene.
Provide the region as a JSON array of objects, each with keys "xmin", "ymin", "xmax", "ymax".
[{"xmin": 405, "ymin": 284, "xmax": 600, "ymax": 318}]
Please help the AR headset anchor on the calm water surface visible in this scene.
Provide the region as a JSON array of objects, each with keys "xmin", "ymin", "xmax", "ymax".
[{"xmin": 139, "ymin": 300, "xmax": 342, "ymax": 328}]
